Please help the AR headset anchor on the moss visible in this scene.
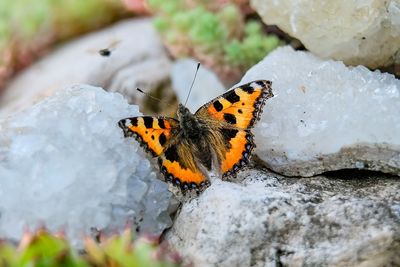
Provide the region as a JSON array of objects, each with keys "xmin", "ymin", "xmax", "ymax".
[
  {"xmin": 225, "ymin": 21, "xmax": 281, "ymax": 69},
  {"xmin": 148, "ymin": 0, "xmax": 283, "ymax": 81}
]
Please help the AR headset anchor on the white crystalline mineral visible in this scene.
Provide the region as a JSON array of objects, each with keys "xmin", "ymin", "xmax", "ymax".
[
  {"xmin": 0, "ymin": 85, "xmax": 173, "ymax": 246},
  {"xmin": 239, "ymin": 46, "xmax": 400, "ymax": 176},
  {"xmin": 251, "ymin": 0, "xmax": 400, "ymax": 68}
]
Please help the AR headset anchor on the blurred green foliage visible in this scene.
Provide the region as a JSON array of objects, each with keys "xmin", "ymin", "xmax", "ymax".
[
  {"xmin": 0, "ymin": 0, "xmax": 125, "ymax": 47},
  {"xmin": 0, "ymin": 228, "xmax": 182, "ymax": 267},
  {"xmin": 225, "ymin": 21, "xmax": 280, "ymax": 69},
  {"xmin": 0, "ymin": 230, "xmax": 89, "ymax": 267},
  {"xmin": 0, "ymin": 0, "xmax": 128, "ymax": 89},
  {"xmin": 148, "ymin": 0, "xmax": 281, "ymax": 76}
]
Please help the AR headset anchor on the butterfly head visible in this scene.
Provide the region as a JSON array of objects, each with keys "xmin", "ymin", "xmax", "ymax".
[
  {"xmin": 177, "ymin": 103, "xmax": 194, "ymax": 127},
  {"xmin": 177, "ymin": 103, "xmax": 205, "ymax": 139},
  {"xmin": 177, "ymin": 103, "xmax": 191, "ymax": 118}
]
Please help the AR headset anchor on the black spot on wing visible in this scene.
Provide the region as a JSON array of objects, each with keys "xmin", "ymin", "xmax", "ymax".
[
  {"xmin": 223, "ymin": 113, "xmax": 237, "ymax": 125},
  {"xmin": 221, "ymin": 128, "xmax": 238, "ymax": 142},
  {"xmin": 213, "ymin": 100, "xmax": 223, "ymax": 112},
  {"xmin": 164, "ymin": 145, "xmax": 179, "ymax": 163},
  {"xmin": 241, "ymin": 84, "xmax": 254, "ymax": 94},
  {"xmin": 143, "ymin": 117, "xmax": 153, "ymax": 128},
  {"xmin": 118, "ymin": 118, "xmax": 137, "ymax": 137},
  {"xmin": 256, "ymin": 81, "xmax": 265, "ymax": 87},
  {"xmin": 130, "ymin": 118, "xmax": 138, "ymax": 127},
  {"xmin": 159, "ymin": 133, "xmax": 167, "ymax": 146},
  {"xmin": 225, "ymin": 91, "xmax": 240, "ymax": 103},
  {"xmin": 158, "ymin": 119, "xmax": 166, "ymax": 129},
  {"xmin": 119, "ymin": 118, "xmax": 137, "ymax": 128},
  {"xmin": 118, "ymin": 119, "xmax": 125, "ymax": 129}
]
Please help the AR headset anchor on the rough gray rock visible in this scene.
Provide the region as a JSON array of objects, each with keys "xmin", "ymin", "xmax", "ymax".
[
  {"xmin": 0, "ymin": 18, "xmax": 171, "ymax": 117},
  {"xmin": 166, "ymin": 169, "xmax": 400, "ymax": 266},
  {"xmin": 238, "ymin": 46, "xmax": 400, "ymax": 177}
]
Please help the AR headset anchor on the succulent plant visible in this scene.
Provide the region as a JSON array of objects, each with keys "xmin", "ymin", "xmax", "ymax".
[
  {"xmin": 84, "ymin": 228, "xmax": 182, "ymax": 267},
  {"xmin": 0, "ymin": 228, "xmax": 182, "ymax": 267},
  {"xmin": 148, "ymin": 0, "xmax": 282, "ymax": 85},
  {"xmin": 0, "ymin": 229, "xmax": 88, "ymax": 266},
  {"xmin": 122, "ymin": 0, "xmax": 151, "ymax": 14}
]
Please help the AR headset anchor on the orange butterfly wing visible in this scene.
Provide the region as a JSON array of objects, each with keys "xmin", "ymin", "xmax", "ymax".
[
  {"xmin": 158, "ymin": 141, "xmax": 210, "ymax": 191},
  {"xmin": 218, "ymin": 128, "xmax": 255, "ymax": 178},
  {"xmin": 196, "ymin": 80, "xmax": 273, "ymax": 177},
  {"xmin": 199, "ymin": 80, "xmax": 273, "ymax": 129},
  {"xmin": 118, "ymin": 116, "xmax": 178, "ymax": 157},
  {"xmin": 118, "ymin": 116, "xmax": 209, "ymax": 191}
]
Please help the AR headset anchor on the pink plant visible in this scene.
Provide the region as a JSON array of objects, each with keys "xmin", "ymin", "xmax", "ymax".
[{"xmin": 122, "ymin": 0, "xmax": 150, "ymax": 14}]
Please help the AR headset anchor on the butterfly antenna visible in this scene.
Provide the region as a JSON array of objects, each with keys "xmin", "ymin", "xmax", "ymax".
[
  {"xmin": 184, "ymin": 62, "xmax": 200, "ymax": 106},
  {"xmin": 136, "ymin": 88, "xmax": 173, "ymax": 107}
]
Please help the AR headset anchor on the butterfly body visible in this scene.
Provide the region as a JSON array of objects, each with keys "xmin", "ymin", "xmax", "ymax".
[
  {"xmin": 177, "ymin": 104, "xmax": 209, "ymax": 140},
  {"xmin": 119, "ymin": 80, "xmax": 273, "ymax": 192}
]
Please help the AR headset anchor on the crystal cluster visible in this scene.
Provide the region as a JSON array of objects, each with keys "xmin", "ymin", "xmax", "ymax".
[
  {"xmin": 0, "ymin": 85, "xmax": 174, "ymax": 247},
  {"xmin": 251, "ymin": 0, "xmax": 400, "ymax": 68},
  {"xmin": 239, "ymin": 46, "xmax": 400, "ymax": 176}
]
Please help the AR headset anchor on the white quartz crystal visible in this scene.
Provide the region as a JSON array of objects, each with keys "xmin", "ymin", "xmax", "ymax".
[
  {"xmin": 0, "ymin": 85, "xmax": 174, "ymax": 246},
  {"xmin": 251, "ymin": 0, "xmax": 400, "ymax": 68},
  {"xmin": 239, "ymin": 46, "xmax": 400, "ymax": 176}
]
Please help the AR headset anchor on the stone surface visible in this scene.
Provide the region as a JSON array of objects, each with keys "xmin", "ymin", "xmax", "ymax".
[
  {"xmin": 0, "ymin": 85, "xmax": 174, "ymax": 247},
  {"xmin": 238, "ymin": 46, "xmax": 400, "ymax": 177},
  {"xmin": 0, "ymin": 18, "xmax": 171, "ymax": 118},
  {"xmin": 166, "ymin": 169, "xmax": 400, "ymax": 267},
  {"xmin": 171, "ymin": 58, "xmax": 225, "ymax": 112},
  {"xmin": 251, "ymin": 0, "xmax": 400, "ymax": 68}
]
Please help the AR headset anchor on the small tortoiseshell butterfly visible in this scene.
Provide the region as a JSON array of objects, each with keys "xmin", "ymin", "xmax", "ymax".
[{"xmin": 118, "ymin": 80, "xmax": 273, "ymax": 192}]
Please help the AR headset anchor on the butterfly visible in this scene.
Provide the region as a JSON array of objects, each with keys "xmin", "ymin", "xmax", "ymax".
[{"xmin": 118, "ymin": 80, "xmax": 273, "ymax": 192}]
